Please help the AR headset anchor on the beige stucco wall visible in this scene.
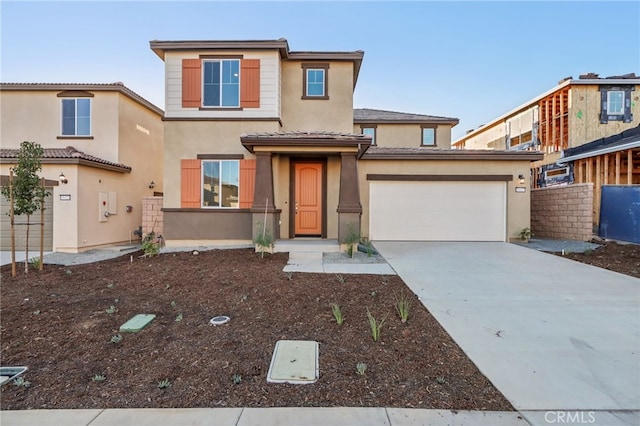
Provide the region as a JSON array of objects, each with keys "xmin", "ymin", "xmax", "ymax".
[
  {"xmin": 0, "ymin": 91, "xmax": 121, "ymax": 164},
  {"xmin": 353, "ymin": 123, "xmax": 453, "ymax": 149},
  {"xmin": 281, "ymin": 61, "xmax": 354, "ymax": 132},
  {"xmin": 1, "ymin": 89, "xmax": 163, "ymax": 252},
  {"xmin": 163, "ymin": 120, "xmax": 279, "ymax": 208},
  {"xmin": 358, "ymin": 159, "xmax": 533, "ymax": 242}
]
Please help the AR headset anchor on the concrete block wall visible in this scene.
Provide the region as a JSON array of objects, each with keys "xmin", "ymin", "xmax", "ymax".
[
  {"xmin": 531, "ymin": 183, "xmax": 593, "ymax": 241},
  {"xmin": 142, "ymin": 196, "xmax": 164, "ymax": 238}
]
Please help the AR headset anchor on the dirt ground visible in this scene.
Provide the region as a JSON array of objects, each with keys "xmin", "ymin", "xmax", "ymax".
[
  {"xmin": 1, "ymin": 249, "xmax": 512, "ymax": 410},
  {"xmin": 1, "ymin": 241, "xmax": 637, "ymax": 410},
  {"xmin": 558, "ymin": 241, "xmax": 640, "ymax": 279}
]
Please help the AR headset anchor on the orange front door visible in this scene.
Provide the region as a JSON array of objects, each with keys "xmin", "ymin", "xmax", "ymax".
[{"xmin": 294, "ymin": 162, "xmax": 323, "ymax": 236}]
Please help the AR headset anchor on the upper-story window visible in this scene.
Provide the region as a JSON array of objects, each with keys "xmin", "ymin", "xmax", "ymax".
[
  {"xmin": 606, "ymin": 91, "xmax": 624, "ymax": 115},
  {"xmin": 302, "ymin": 63, "xmax": 329, "ymax": 99},
  {"xmin": 203, "ymin": 59, "xmax": 240, "ymax": 107},
  {"xmin": 421, "ymin": 125, "xmax": 436, "ymax": 146},
  {"xmin": 600, "ymin": 86, "xmax": 633, "ymax": 124},
  {"xmin": 361, "ymin": 126, "xmax": 376, "ymax": 145},
  {"xmin": 182, "ymin": 58, "xmax": 260, "ymax": 109},
  {"xmin": 61, "ymin": 98, "xmax": 91, "ymax": 136}
]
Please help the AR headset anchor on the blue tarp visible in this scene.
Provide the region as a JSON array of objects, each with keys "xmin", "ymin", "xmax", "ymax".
[{"xmin": 599, "ymin": 186, "xmax": 640, "ymax": 244}]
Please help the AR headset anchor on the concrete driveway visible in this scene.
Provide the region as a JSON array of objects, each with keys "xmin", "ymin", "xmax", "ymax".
[{"xmin": 376, "ymin": 242, "xmax": 640, "ymax": 426}]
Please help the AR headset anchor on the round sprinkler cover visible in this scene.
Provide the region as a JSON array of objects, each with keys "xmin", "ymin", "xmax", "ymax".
[{"xmin": 210, "ymin": 316, "xmax": 230, "ymax": 326}]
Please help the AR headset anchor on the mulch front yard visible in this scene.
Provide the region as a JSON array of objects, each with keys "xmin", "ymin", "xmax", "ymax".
[{"xmin": 1, "ymin": 248, "xmax": 512, "ymax": 410}]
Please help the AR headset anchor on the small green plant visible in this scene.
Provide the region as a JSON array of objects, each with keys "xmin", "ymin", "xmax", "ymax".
[
  {"xmin": 240, "ymin": 294, "xmax": 248, "ymax": 303},
  {"xmin": 142, "ymin": 231, "xmax": 161, "ymax": 257},
  {"xmin": 13, "ymin": 376, "xmax": 31, "ymax": 388},
  {"xmin": 356, "ymin": 362, "xmax": 367, "ymax": 376},
  {"xmin": 232, "ymin": 373, "xmax": 242, "ymax": 385},
  {"xmin": 253, "ymin": 222, "xmax": 274, "ymax": 258},
  {"xmin": 366, "ymin": 308, "xmax": 387, "ymax": 342},
  {"xmin": 343, "ymin": 223, "xmax": 360, "ymax": 258},
  {"xmin": 170, "ymin": 301, "xmax": 177, "ymax": 309},
  {"xmin": 106, "ymin": 283, "xmax": 114, "ymax": 289},
  {"xmin": 65, "ymin": 269, "xmax": 72, "ymax": 276},
  {"xmin": 32, "ymin": 310, "xmax": 41, "ymax": 315},
  {"xmin": 175, "ymin": 313, "xmax": 183, "ymax": 322},
  {"xmin": 519, "ymin": 227, "xmax": 533, "ymax": 241},
  {"xmin": 394, "ymin": 290, "xmax": 412, "ymax": 323},
  {"xmin": 29, "ymin": 256, "xmax": 41, "ymax": 270},
  {"xmin": 110, "ymin": 334, "xmax": 123, "ymax": 344},
  {"xmin": 335, "ymin": 274, "xmax": 346, "ymax": 284},
  {"xmin": 92, "ymin": 374, "xmax": 106, "ymax": 382},
  {"xmin": 330, "ymin": 303, "xmax": 344, "ymax": 325},
  {"xmin": 584, "ymin": 248, "xmax": 594, "ymax": 256},
  {"xmin": 284, "ymin": 271, "xmax": 293, "ymax": 281},
  {"xmin": 105, "ymin": 305, "xmax": 117, "ymax": 314},
  {"xmin": 436, "ymin": 376, "xmax": 446, "ymax": 385},
  {"xmin": 158, "ymin": 378, "xmax": 171, "ymax": 389}
]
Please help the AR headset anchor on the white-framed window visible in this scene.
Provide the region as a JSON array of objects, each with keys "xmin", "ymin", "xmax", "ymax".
[
  {"xmin": 202, "ymin": 160, "xmax": 240, "ymax": 208},
  {"xmin": 61, "ymin": 98, "xmax": 91, "ymax": 136},
  {"xmin": 606, "ymin": 90, "xmax": 624, "ymax": 115},
  {"xmin": 203, "ymin": 59, "xmax": 240, "ymax": 107},
  {"xmin": 362, "ymin": 127, "xmax": 376, "ymax": 145},
  {"xmin": 301, "ymin": 63, "xmax": 329, "ymax": 99}
]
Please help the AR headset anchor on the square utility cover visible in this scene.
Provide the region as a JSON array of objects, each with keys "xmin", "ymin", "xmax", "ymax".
[
  {"xmin": 267, "ymin": 340, "xmax": 318, "ymax": 384},
  {"xmin": 119, "ymin": 314, "xmax": 156, "ymax": 333}
]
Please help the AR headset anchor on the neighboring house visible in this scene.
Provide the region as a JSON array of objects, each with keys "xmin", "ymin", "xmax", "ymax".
[
  {"xmin": 452, "ymin": 73, "xmax": 639, "ymax": 228},
  {"xmin": 150, "ymin": 38, "xmax": 541, "ymax": 246},
  {"xmin": 0, "ymin": 83, "xmax": 163, "ymax": 253}
]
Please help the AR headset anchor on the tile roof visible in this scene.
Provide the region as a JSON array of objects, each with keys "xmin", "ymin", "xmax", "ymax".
[
  {"xmin": 362, "ymin": 146, "xmax": 543, "ymax": 161},
  {"xmin": 0, "ymin": 82, "xmax": 163, "ymax": 116},
  {"xmin": 0, "ymin": 146, "xmax": 132, "ymax": 172},
  {"xmin": 240, "ymin": 130, "xmax": 369, "ymax": 140},
  {"xmin": 354, "ymin": 108, "xmax": 459, "ymax": 124}
]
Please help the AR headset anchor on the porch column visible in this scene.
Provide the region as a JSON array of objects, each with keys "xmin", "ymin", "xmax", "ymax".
[
  {"xmin": 251, "ymin": 152, "xmax": 279, "ymax": 242},
  {"xmin": 337, "ymin": 152, "xmax": 362, "ymax": 244}
]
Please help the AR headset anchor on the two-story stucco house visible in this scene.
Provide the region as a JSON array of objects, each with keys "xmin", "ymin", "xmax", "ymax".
[
  {"xmin": 0, "ymin": 83, "xmax": 163, "ymax": 253},
  {"xmin": 150, "ymin": 38, "xmax": 541, "ymax": 246}
]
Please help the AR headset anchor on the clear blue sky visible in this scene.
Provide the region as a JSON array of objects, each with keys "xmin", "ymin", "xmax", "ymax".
[{"xmin": 2, "ymin": 1, "xmax": 639, "ymax": 140}]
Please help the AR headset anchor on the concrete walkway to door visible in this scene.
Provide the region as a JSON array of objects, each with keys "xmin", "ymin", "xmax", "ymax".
[{"xmin": 375, "ymin": 242, "xmax": 640, "ymax": 426}]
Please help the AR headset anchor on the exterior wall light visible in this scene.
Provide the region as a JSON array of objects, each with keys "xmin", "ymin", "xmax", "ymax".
[
  {"xmin": 518, "ymin": 174, "xmax": 526, "ymax": 185},
  {"xmin": 149, "ymin": 181, "xmax": 155, "ymax": 189},
  {"xmin": 59, "ymin": 172, "xmax": 68, "ymax": 184}
]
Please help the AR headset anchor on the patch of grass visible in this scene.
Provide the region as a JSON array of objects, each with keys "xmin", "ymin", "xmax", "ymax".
[
  {"xmin": 12, "ymin": 377, "xmax": 31, "ymax": 388},
  {"xmin": 394, "ymin": 290, "xmax": 412, "ymax": 323},
  {"xmin": 330, "ymin": 303, "xmax": 344, "ymax": 325},
  {"xmin": 356, "ymin": 362, "xmax": 367, "ymax": 376},
  {"xmin": 232, "ymin": 373, "xmax": 242, "ymax": 385},
  {"xmin": 110, "ymin": 334, "xmax": 123, "ymax": 344},
  {"xmin": 175, "ymin": 313, "xmax": 183, "ymax": 322},
  {"xmin": 105, "ymin": 305, "xmax": 117, "ymax": 315},
  {"xmin": 436, "ymin": 376, "xmax": 446, "ymax": 385},
  {"xmin": 335, "ymin": 274, "xmax": 346, "ymax": 284},
  {"xmin": 366, "ymin": 308, "xmax": 387, "ymax": 342},
  {"xmin": 29, "ymin": 257, "xmax": 41, "ymax": 270},
  {"xmin": 92, "ymin": 374, "xmax": 106, "ymax": 383},
  {"xmin": 158, "ymin": 378, "xmax": 171, "ymax": 389}
]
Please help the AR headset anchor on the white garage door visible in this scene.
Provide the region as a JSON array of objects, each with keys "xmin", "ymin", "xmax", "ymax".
[
  {"xmin": 370, "ymin": 181, "xmax": 506, "ymax": 241},
  {"xmin": 0, "ymin": 191, "xmax": 54, "ymax": 251}
]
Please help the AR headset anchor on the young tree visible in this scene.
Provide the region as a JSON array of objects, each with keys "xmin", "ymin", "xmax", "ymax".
[{"xmin": 1, "ymin": 141, "xmax": 49, "ymax": 274}]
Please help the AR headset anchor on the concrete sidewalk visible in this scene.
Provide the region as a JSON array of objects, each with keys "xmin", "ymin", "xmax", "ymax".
[{"xmin": 0, "ymin": 407, "xmax": 528, "ymax": 426}]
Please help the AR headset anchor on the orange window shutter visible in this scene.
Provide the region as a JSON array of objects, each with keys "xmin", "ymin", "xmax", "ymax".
[
  {"xmin": 240, "ymin": 59, "xmax": 260, "ymax": 108},
  {"xmin": 239, "ymin": 159, "xmax": 256, "ymax": 208},
  {"xmin": 181, "ymin": 159, "xmax": 201, "ymax": 208},
  {"xmin": 182, "ymin": 59, "xmax": 202, "ymax": 108}
]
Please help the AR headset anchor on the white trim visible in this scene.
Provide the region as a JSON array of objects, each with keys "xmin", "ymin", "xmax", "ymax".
[{"xmin": 558, "ymin": 140, "xmax": 640, "ymax": 163}]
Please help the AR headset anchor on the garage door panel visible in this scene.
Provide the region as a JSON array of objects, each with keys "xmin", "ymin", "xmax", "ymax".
[
  {"xmin": 370, "ymin": 181, "xmax": 505, "ymax": 241},
  {"xmin": 0, "ymin": 191, "xmax": 53, "ymax": 251}
]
